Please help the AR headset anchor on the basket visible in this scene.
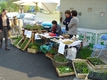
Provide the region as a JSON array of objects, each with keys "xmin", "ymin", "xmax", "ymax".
[
  {"xmin": 51, "ymin": 54, "xmax": 69, "ymax": 68},
  {"xmin": 27, "ymin": 48, "xmax": 37, "ymax": 54},
  {"xmin": 56, "ymin": 67, "xmax": 75, "ymax": 77}
]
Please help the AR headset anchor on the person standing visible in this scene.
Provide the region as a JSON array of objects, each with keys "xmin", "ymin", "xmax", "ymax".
[
  {"xmin": 63, "ymin": 10, "xmax": 72, "ymax": 34},
  {"xmin": 0, "ymin": 9, "xmax": 11, "ymax": 50},
  {"xmin": 68, "ymin": 10, "xmax": 79, "ymax": 38}
]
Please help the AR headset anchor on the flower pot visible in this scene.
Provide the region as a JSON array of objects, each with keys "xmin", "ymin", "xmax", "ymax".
[{"xmin": 51, "ymin": 54, "xmax": 69, "ymax": 68}]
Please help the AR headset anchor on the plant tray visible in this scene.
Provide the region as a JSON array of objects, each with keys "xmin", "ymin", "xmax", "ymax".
[
  {"xmin": 56, "ymin": 67, "xmax": 75, "ymax": 77},
  {"xmin": 15, "ymin": 38, "xmax": 24, "ymax": 49},
  {"xmin": 10, "ymin": 39, "xmax": 17, "ymax": 45},
  {"xmin": 72, "ymin": 59, "xmax": 89, "ymax": 79},
  {"xmin": 21, "ymin": 38, "xmax": 31, "ymax": 51},
  {"xmin": 13, "ymin": 36, "xmax": 23, "ymax": 46},
  {"xmin": 27, "ymin": 48, "xmax": 37, "ymax": 54},
  {"xmin": 87, "ymin": 58, "xmax": 107, "ymax": 70}
]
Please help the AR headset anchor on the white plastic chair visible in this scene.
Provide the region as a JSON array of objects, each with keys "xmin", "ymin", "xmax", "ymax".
[{"xmin": 91, "ymin": 34, "xmax": 107, "ymax": 58}]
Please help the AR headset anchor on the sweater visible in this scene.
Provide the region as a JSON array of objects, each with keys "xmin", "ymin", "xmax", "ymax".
[
  {"xmin": 68, "ymin": 17, "xmax": 79, "ymax": 35},
  {"xmin": 63, "ymin": 16, "xmax": 72, "ymax": 31}
]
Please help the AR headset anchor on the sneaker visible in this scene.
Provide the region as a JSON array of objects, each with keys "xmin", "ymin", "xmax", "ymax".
[{"xmin": 5, "ymin": 47, "xmax": 10, "ymax": 50}]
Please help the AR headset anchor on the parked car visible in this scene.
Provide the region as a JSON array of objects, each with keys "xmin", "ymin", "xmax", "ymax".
[
  {"xmin": 7, "ymin": 12, "xmax": 19, "ymax": 19},
  {"xmin": 16, "ymin": 13, "xmax": 38, "ymax": 25}
]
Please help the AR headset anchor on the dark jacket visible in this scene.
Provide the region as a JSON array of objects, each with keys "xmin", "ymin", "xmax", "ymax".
[
  {"xmin": 50, "ymin": 25, "xmax": 62, "ymax": 36},
  {"xmin": 63, "ymin": 16, "xmax": 72, "ymax": 31},
  {"xmin": 0, "ymin": 14, "xmax": 11, "ymax": 30}
]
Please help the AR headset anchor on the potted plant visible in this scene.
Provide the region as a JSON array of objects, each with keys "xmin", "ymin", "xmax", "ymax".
[
  {"xmin": 72, "ymin": 59, "xmax": 89, "ymax": 79},
  {"xmin": 28, "ymin": 42, "xmax": 41, "ymax": 53},
  {"xmin": 87, "ymin": 57, "xmax": 107, "ymax": 69},
  {"xmin": 88, "ymin": 71, "xmax": 107, "ymax": 80},
  {"xmin": 56, "ymin": 66, "xmax": 75, "ymax": 77},
  {"xmin": 45, "ymin": 48, "xmax": 58, "ymax": 59},
  {"xmin": 51, "ymin": 54, "xmax": 69, "ymax": 67},
  {"xmin": 77, "ymin": 47, "xmax": 92, "ymax": 59}
]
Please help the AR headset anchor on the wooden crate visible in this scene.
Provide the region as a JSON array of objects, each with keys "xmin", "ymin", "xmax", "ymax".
[
  {"xmin": 45, "ymin": 53, "xmax": 53, "ymax": 59},
  {"xmin": 15, "ymin": 37, "xmax": 24, "ymax": 49},
  {"xmin": 27, "ymin": 48, "xmax": 37, "ymax": 54},
  {"xmin": 56, "ymin": 67, "xmax": 75, "ymax": 77},
  {"xmin": 72, "ymin": 59, "xmax": 89, "ymax": 79},
  {"xmin": 87, "ymin": 60, "xmax": 107, "ymax": 70},
  {"xmin": 10, "ymin": 39, "xmax": 17, "ymax": 45},
  {"xmin": 22, "ymin": 38, "xmax": 31, "ymax": 51}
]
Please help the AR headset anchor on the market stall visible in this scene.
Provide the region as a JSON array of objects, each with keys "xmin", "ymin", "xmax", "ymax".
[{"xmin": 10, "ymin": 24, "xmax": 107, "ymax": 80}]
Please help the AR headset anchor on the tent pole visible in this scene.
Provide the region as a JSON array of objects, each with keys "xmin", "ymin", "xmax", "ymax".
[{"xmin": 42, "ymin": 3, "xmax": 52, "ymax": 13}]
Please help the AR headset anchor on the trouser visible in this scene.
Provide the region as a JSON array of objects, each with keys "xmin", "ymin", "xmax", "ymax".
[{"xmin": 0, "ymin": 27, "xmax": 8, "ymax": 48}]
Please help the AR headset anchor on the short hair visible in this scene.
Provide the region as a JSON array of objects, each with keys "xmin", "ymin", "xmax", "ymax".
[
  {"xmin": 2, "ymin": 9, "xmax": 7, "ymax": 12},
  {"xmin": 52, "ymin": 20, "xmax": 57, "ymax": 25},
  {"xmin": 65, "ymin": 10, "xmax": 71, "ymax": 15},
  {"xmin": 71, "ymin": 10, "xmax": 77, "ymax": 16}
]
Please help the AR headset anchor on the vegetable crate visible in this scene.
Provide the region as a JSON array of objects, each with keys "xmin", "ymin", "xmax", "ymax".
[
  {"xmin": 10, "ymin": 39, "xmax": 17, "ymax": 45},
  {"xmin": 27, "ymin": 48, "xmax": 37, "ymax": 54},
  {"xmin": 72, "ymin": 59, "xmax": 89, "ymax": 79},
  {"xmin": 20, "ymin": 38, "xmax": 32, "ymax": 51},
  {"xmin": 56, "ymin": 67, "xmax": 75, "ymax": 77},
  {"xmin": 87, "ymin": 57, "xmax": 107, "ymax": 70},
  {"xmin": 14, "ymin": 37, "xmax": 24, "ymax": 49}
]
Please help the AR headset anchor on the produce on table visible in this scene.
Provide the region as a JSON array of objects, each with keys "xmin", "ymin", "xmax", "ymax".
[
  {"xmin": 57, "ymin": 66, "xmax": 74, "ymax": 74},
  {"xmin": 87, "ymin": 57, "xmax": 105, "ymax": 65},
  {"xmin": 77, "ymin": 47, "xmax": 92, "ymax": 59},
  {"xmin": 63, "ymin": 41, "xmax": 73, "ymax": 44},
  {"xmin": 74, "ymin": 62, "xmax": 89, "ymax": 73},
  {"xmin": 13, "ymin": 36, "xmax": 22, "ymax": 46},
  {"xmin": 20, "ymin": 38, "xmax": 29, "ymax": 50},
  {"xmin": 24, "ymin": 24, "xmax": 43, "ymax": 30},
  {"xmin": 54, "ymin": 54, "xmax": 68, "ymax": 63}
]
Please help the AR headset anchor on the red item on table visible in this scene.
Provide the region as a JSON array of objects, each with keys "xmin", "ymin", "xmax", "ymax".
[{"xmin": 49, "ymin": 32, "xmax": 56, "ymax": 36}]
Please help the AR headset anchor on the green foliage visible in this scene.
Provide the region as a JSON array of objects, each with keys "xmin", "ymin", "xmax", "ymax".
[
  {"xmin": 87, "ymin": 57, "xmax": 105, "ymax": 65},
  {"xmin": 31, "ymin": 46, "xmax": 38, "ymax": 49},
  {"xmin": 20, "ymin": 38, "xmax": 29, "ymax": 50},
  {"xmin": 54, "ymin": 54, "xmax": 68, "ymax": 63},
  {"xmin": 28, "ymin": 42, "xmax": 41, "ymax": 52},
  {"xmin": 74, "ymin": 62, "xmax": 89, "ymax": 73},
  {"xmin": 77, "ymin": 47, "xmax": 92, "ymax": 59},
  {"xmin": 28, "ymin": 42, "xmax": 34, "ymax": 48},
  {"xmin": 48, "ymin": 48, "xmax": 57, "ymax": 55},
  {"xmin": 0, "ymin": 1, "xmax": 19, "ymax": 12},
  {"xmin": 24, "ymin": 24, "xmax": 43, "ymax": 30},
  {"xmin": 57, "ymin": 66, "xmax": 74, "ymax": 74},
  {"xmin": 13, "ymin": 36, "xmax": 22, "ymax": 46}
]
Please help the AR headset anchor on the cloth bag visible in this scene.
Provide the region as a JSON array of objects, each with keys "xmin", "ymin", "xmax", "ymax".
[{"xmin": 66, "ymin": 47, "xmax": 77, "ymax": 60}]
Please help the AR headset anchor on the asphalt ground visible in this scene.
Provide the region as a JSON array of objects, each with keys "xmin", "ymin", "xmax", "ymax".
[{"xmin": 0, "ymin": 40, "xmax": 75, "ymax": 80}]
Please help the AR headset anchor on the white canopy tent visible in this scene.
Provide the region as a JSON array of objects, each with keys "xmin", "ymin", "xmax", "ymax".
[{"xmin": 13, "ymin": 0, "xmax": 58, "ymax": 13}]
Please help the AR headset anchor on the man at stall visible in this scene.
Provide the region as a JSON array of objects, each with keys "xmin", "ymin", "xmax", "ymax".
[
  {"xmin": 49, "ymin": 20, "xmax": 62, "ymax": 36},
  {"xmin": 0, "ymin": 9, "xmax": 11, "ymax": 50}
]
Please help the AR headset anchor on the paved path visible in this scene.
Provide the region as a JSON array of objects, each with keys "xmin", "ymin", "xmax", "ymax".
[{"xmin": 0, "ymin": 40, "xmax": 74, "ymax": 80}]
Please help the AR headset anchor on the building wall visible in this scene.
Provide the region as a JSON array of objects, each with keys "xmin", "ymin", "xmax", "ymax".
[{"xmin": 60, "ymin": 0, "xmax": 107, "ymax": 30}]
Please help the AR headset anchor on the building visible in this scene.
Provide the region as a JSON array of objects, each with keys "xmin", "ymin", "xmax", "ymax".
[{"xmin": 60, "ymin": 0, "xmax": 107, "ymax": 45}]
